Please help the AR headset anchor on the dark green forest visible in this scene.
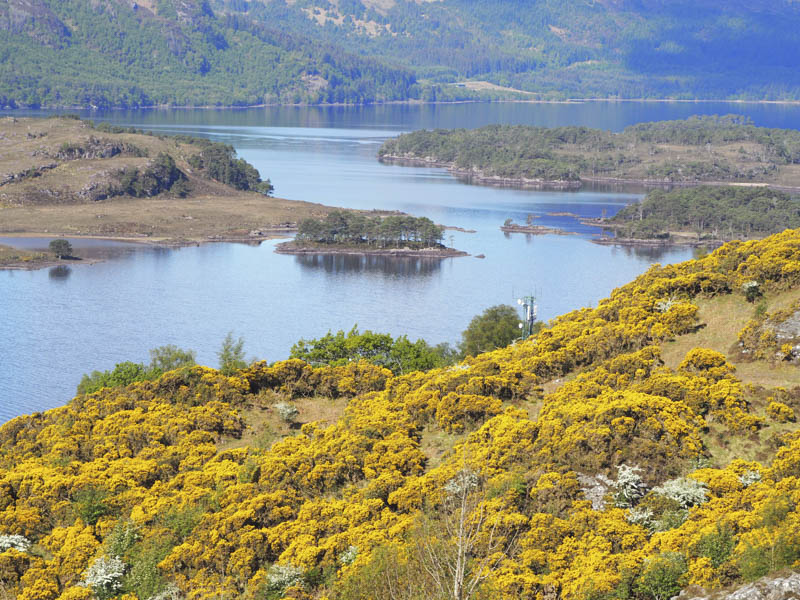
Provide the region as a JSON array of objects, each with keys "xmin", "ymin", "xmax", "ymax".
[
  {"xmin": 5, "ymin": 0, "xmax": 800, "ymax": 107},
  {"xmin": 0, "ymin": 0, "xmax": 429, "ymax": 107},
  {"xmin": 609, "ymin": 186, "xmax": 800, "ymax": 240}
]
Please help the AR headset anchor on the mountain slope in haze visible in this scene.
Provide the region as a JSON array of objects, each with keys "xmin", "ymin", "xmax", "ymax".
[
  {"xmin": 217, "ymin": 0, "xmax": 800, "ymax": 100},
  {"xmin": 3, "ymin": 0, "xmax": 800, "ymax": 107},
  {"xmin": 0, "ymin": 0, "xmax": 424, "ymax": 107}
]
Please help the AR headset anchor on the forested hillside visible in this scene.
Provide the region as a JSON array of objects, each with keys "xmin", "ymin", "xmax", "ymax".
[
  {"xmin": 216, "ymin": 0, "xmax": 800, "ymax": 100},
  {"xmin": 0, "ymin": 0, "xmax": 425, "ymax": 107},
  {"xmin": 4, "ymin": 0, "xmax": 800, "ymax": 107},
  {"xmin": 2, "ymin": 228, "xmax": 800, "ymax": 598}
]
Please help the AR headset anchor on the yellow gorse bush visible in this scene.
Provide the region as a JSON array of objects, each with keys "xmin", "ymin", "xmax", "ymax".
[{"xmin": 2, "ymin": 230, "xmax": 800, "ymax": 599}]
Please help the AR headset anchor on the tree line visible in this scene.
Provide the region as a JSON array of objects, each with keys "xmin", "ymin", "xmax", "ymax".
[
  {"xmin": 378, "ymin": 116, "xmax": 800, "ymax": 184},
  {"xmin": 296, "ymin": 211, "xmax": 445, "ymax": 248},
  {"xmin": 610, "ymin": 186, "xmax": 800, "ymax": 240}
]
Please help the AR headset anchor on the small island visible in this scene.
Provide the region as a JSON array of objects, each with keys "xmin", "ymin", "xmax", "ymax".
[
  {"xmin": 500, "ymin": 216, "xmax": 575, "ymax": 236},
  {"xmin": 276, "ymin": 211, "xmax": 468, "ymax": 257},
  {"xmin": 378, "ymin": 116, "xmax": 800, "ymax": 191},
  {"xmin": 584, "ymin": 186, "xmax": 800, "ymax": 246}
]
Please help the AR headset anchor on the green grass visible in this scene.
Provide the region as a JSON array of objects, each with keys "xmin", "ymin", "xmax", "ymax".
[{"xmin": 661, "ymin": 288, "xmax": 800, "ymax": 390}]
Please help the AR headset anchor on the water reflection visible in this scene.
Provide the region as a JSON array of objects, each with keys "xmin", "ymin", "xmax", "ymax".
[
  {"xmin": 295, "ymin": 253, "xmax": 444, "ymax": 277},
  {"xmin": 608, "ymin": 244, "xmax": 686, "ymax": 261},
  {"xmin": 48, "ymin": 265, "xmax": 71, "ymax": 280},
  {"xmin": 14, "ymin": 101, "xmax": 800, "ymax": 133}
]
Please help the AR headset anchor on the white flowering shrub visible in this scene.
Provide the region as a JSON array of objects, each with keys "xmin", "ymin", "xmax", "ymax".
[
  {"xmin": 444, "ymin": 468, "xmax": 479, "ymax": 496},
  {"xmin": 655, "ymin": 299, "xmax": 676, "ymax": 313},
  {"xmin": 627, "ymin": 506, "xmax": 654, "ymax": 528},
  {"xmin": 147, "ymin": 584, "xmax": 183, "ymax": 600},
  {"xmin": 105, "ymin": 521, "xmax": 139, "ymax": 557},
  {"xmin": 267, "ymin": 564, "xmax": 304, "ymax": 591},
  {"xmin": 338, "ymin": 545, "xmax": 358, "ymax": 566},
  {"xmin": 739, "ymin": 470, "xmax": 762, "ymax": 487},
  {"xmin": 0, "ymin": 534, "xmax": 31, "ymax": 553},
  {"xmin": 742, "ymin": 280, "xmax": 761, "ymax": 302},
  {"xmin": 613, "ymin": 464, "xmax": 648, "ymax": 508},
  {"xmin": 274, "ymin": 401, "xmax": 299, "ymax": 424},
  {"xmin": 652, "ymin": 477, "xmax": 707, "ymax": 509},
  {"xmin": 82, "ymin": 555, "xmax": 126, "ymax": 600}
]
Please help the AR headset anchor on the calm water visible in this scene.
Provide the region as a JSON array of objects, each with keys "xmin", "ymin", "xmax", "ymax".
[{"xmin": 4, "ymin": 101, "xmax": 800, "ymax": 421}]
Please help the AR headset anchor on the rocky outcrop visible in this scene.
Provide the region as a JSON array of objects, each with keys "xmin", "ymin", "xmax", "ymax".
[
  {"xmin": 672, "ymin": 571, "xmax": 800, "ymax": 600},
  {"xmin": 0, "ymin": 163, "xmax": 57, "ymax": 187},
  {"xmin": 53, "ymin": 137, "xmax": 146, "ymax": 160}
]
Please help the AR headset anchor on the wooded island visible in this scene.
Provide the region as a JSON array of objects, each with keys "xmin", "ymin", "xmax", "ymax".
[{"xmin": 276, "ymin": 211, "xmax": 467, "ymax": 257}]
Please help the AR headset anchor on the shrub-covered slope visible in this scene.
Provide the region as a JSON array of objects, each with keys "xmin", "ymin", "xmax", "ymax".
[{"xmin": 2, "ymin": 230, "xmax": 800, "ymax": 599}]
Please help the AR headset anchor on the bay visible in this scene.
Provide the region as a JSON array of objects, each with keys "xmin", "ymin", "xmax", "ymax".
[{"xmin": 4, "ymin": 101, "xmax": 800, "ymax": 422}]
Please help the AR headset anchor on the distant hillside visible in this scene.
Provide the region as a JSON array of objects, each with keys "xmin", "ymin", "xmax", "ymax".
[
  {"xmin": 217, "ymin": 0, "xmax": 800, "ymax": 101},
  {"xmin": 0, "ymin": 0, "xmax": 425, "ymax": 107},
  {"xmin": 4, "ymin": 0, "xmax": 800, "ymax": 106}
]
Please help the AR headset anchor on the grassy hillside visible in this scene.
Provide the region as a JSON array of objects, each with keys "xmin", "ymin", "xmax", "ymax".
[
  {"xmin": 1, "ymin": 229, "xmax": 800, "ymax": 598},
  {"xmin": 0, "ymin": 117, "xmax": 330, "ymax": 243}
]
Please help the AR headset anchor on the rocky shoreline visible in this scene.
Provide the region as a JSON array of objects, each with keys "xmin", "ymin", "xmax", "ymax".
[
  {"xmin": 500, "ymin": 224, "xmax": 577, "ymax": 236},
  {"xmin": 379, "ymin": 154, "xmax": 800, "ymax": 193},
  {"xmin": 379, "ymin": 155, "xmax": 582, "ymax": 190}
]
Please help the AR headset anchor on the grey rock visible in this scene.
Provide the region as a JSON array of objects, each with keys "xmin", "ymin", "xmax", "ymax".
[{"xmin": 672, "ymin": 571, "xmax": 800, "ymax": 600}]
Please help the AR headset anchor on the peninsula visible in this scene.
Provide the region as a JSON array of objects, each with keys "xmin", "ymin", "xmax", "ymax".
[
  {"xmin": 378, "ymin": 115, "xmax": 800, "ymax": 191},
  {"xmin": 0, "ymin": 116, "xmax": 333, "ymax": 263}
]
